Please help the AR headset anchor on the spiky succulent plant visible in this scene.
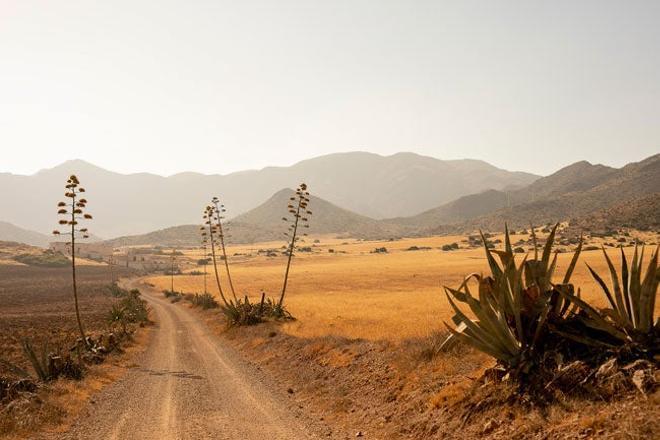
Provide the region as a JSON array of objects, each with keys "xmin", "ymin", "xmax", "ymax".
[
  {"xmin": 556, "ymin": 244, "xmax": 659, "ymax": 352},
  {"xmin": 442, "ymin": 224, "xmax": 582, "ymax": 372}
]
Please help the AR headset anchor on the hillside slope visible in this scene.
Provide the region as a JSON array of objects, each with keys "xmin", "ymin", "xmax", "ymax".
[
  {"xmin": 0, "ymin": 221, "xmax": 52, "ymax": 247},
  {"xmin": 401, "ymin": 153, "xmax": 659, "ymax": 232},
  {"xmin": 104, "ymin": 189, "xmax": 403, "ymax": 247}
]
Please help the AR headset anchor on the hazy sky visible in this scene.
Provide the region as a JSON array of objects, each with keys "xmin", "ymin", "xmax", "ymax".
[{"xmin": 1, "ymin": 1, "xmax": 658, "ymax": 177}]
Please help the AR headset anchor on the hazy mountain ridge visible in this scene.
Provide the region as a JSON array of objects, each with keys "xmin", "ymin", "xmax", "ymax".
[
  {"xmin": 3, "ymin": 154, "xmax": 656, "ymax": 247},
  {"xmin": 0, "ymin": 152, "xmax": 539, "ymax": 238},
  {"xmin": 0, "ymin": 221, "xmax": 52, "ymax": 247}
]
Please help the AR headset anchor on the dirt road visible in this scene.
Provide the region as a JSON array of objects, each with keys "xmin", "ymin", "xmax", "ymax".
[{"xmin": 48, "ymin": 280, "xmax": 316, "ymax": 440}]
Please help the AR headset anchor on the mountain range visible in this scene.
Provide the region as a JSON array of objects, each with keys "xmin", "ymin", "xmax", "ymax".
[
  {"xmin": 398, "ymin": 153, "xmax": 660, "ymax": 232},
  {"xmin": 0, "ymin": 152, "xmax": 537, "ymax": 238},
  {"xmin": 101, "ymin": 153, "xmax": 660, "ymax": 247}
]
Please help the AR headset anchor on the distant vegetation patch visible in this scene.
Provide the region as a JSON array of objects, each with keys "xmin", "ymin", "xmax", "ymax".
[{"xmin": 13, "ymin": 251, "xmax": 69, "ymax": 267}]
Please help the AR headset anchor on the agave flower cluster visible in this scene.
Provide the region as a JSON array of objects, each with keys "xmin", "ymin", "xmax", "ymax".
[{"xmin": 53, "ymin": 175, "xmax": 92, "ymax": 240}]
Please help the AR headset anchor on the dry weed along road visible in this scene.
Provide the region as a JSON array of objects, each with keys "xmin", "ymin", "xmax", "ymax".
[{"xmin": 48, "ymin": 280, "xmax": 316, "ymax": 440}]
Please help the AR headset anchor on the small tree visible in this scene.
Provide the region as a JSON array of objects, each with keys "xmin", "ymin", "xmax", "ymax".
[
  {"xmin": 52, "ymin": 174, "xmax": 93, "ymax": 345},
  {"xmin": 211, "ymin": 197, "xmax": 237, "ymax": 301},
  {"xmin": 202, "ymin": 206, "xmax": 230, "ymax": 307},
  {"xmin": 278, "ymin": 183, "xmax": 312, "ymax": 308}
]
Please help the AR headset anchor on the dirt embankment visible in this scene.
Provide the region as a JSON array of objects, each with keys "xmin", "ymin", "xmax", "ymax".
[{"xmin": 217, "ymin": 322, "xmax": 659, "ymax": 440}]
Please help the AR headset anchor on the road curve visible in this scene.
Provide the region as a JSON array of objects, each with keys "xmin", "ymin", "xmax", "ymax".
[{"xmin": 46, "ymin": 279, "xmax": 315, "ymax": 440}]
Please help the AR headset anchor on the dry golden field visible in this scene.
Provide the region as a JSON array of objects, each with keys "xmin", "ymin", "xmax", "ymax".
[{"xmin": 147, "ymin": 232, "xmax": 660, "ymax": 341}]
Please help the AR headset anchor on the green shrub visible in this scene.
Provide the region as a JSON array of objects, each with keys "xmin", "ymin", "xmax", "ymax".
[
  {"xmin": 187, "ymin": 293, "xmax": 219, "ymax": 310},
  {"xmin": 13, "ymin": 251, "xmax": 69, "ymax": 267},
  {"xmin": 107, "ymin": 286, "xmax": 149, "ymax": 330},
  {"xmin": 22, "ymin": 339, "xmax": 84, "ymax": 381},
  {"xmin": 221, "ymin": 294, "xmax": 292, "ymax": 327}
]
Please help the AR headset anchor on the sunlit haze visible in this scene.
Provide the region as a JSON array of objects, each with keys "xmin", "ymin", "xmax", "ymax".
[{"xmin": 1, "ymin": 1, "xmax": 658, "ymax": 176}]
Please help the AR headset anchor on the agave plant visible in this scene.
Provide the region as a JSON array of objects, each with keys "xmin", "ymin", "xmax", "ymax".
[
  {"xmin": 107, "ymin": 304, "xmax": 128, "ymax": 334},
  {"xmin": 442, "ymin": 224, "xmax": 582, "ymax": 373},
  {"xmin": 555, "ymin": 244, "xmax": 659, "ymax": 352}
]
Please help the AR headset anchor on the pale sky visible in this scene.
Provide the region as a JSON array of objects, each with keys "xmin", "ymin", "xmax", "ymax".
[{"xmin": 1, "ymin": 1, "xmax": 658, "ymax": 177}]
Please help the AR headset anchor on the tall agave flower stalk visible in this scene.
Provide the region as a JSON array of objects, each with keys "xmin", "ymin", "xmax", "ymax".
[
  {"xmin": 202, "ymin": 206, "xmax": 230, "ymax": 307},
  {"xmin": 200, "ymin": 241, "xmax": 209, "ymax": 295},
  {"xmin": 169, "ymin": 250, "xmax": 177, "ymax": 293},
  {"xmin": 211, "ymin": 197, "xmax": 237, "ymax": 301},
  {"xmin": 52, "ymin": 175, "xmax": 93, "ymax": 345},
  {"xmin": 278, "ymin": 183, "xmax": 312, "ymax": 308},
  {"xmin": 109, "ymin": 254, "xmax": 116, "ymax": 285}
]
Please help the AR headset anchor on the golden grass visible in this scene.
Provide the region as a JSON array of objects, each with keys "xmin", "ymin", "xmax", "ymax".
[{"xmin": 147, "ymin": 232, "xmax": 659, "ymax": 342}]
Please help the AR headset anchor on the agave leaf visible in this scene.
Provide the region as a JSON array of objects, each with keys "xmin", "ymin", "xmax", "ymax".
[
  {"xmin": 648, "ymin": 246, "xmax": 659, "ymax": 326},
  {"xmin": 562, "ymin": 236, "xmax": 582, "ymax": 284},
  {"xmin": 555, "ymin": 288, "xmax": 629, "ymax": 341},
  {"xmin": 506, "ymin": 278, "xmax": 524, "ymax": 345},
  {"xmin": 567, "ymin": 288, "xmax": 583, "ymax": 316},
  {"xmin": 577, "ymin": 309, "xmax": 630, "ymax": 342},
  {"xmin": 492, "ymin": 249, "xmax": 514, "ymax": 270},
  {"xmin": 445, "ymin": 291, "xmax": 516, "ymax": 355},
  {"xmin": 541, "ymin": 223, "xmax": 559, "ymax": 272},
  {"xmin": 530, "ymin": 224, "xmax": 538, "ymax": 261},
  {"xmin": 504, "ymin": 223, "xmax": 512, "ymax": 255},
  {"xmin": 546, "ymin": 252, "xmax": 558, "ymax": 290},
  {"xmin": 444, "ymin": 285, "xmax": 469, "ymax": 303},
  {"xmin": 456, "ymin": 273, "xmax": 482, "ymax": 300},
  {"xmin": 619, "ymin": 246, "xmax": 634, "ymax": 326},
  {"xmin": 438, "ymin": 322, "xmax": 465, "ymax": 351},
  {"xmin": 480, "ymin": 230, "xmax": 503, "ymax": 279},
  {"xmin": 630, "ymin": 245, "xmax": 641, "ymax": 322},
  {"xmin": 586, "ymin": 263, "xmax": 617, "ymax": 311},
  {"xmin": 447, "ymin": 285, "xmax": 519, "ymax": 354},
  {"xmin": 638, "ymin": 247, "xmax": 659, "ymax": 332},
  {"xmin": 532, "ymin": 296, "xmax": 552, "ymax": 348},
  {"xmin": 601, "ymin": 247, "xmax": 630, "ymax": 326},
  {"xmin": 443, "ymin": 323, "xmax": 513, "ymax": 361},
  {"xmin": 548, "ymin": 325, "xmax": 618, "ymax": 348},
  {"xmin": 478, "ymin": 277, "xmax": 519, "ymax": 348}
]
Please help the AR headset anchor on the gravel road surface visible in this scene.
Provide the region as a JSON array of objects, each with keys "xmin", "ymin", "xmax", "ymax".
[{"xmin": 44, "ymin": 280, "xmax": 316, "ymax": 440}]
